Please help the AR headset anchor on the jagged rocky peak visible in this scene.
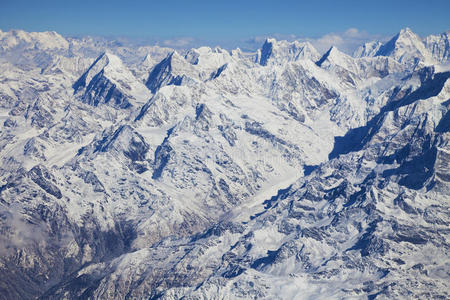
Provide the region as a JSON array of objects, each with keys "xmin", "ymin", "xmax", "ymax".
[
  {"xmin": 375, "ymin": 27, "xmax": 435, "ymax": 65},
  {"xmin": 129, "ymin": 53, "xmax": 158, "ymax": 83},
  {"xmin": 314, "ymin": 46, "xmax": 362, "ymax": 86},
  {"xmin": 185, "ymin": 46, "xmax": 232, "ymax": 71},
  {"xmin": 315, "ymin": 45, "xmax": 404, "ymax": 84},
  {"xmin": 185, "ymin": 47, "xmax": 216, "ymax": 63},
  {"xmin": 423, "ymin": 30, "xmax": 450, "ymax": 63},
  {"xmin": 316, "ymin": 46, "xmax": 345, "ymax": 66},
  {"xmin": 315, "ymin": 46, "xmax": 366, "ymax": 73},
  {"xmin": 231, "ymin": 47, "xmax": 243, "ymax": 57},
  {"xmin": 77, "ymin": 124, "xmax": 151, "ymax": 172},
  {"xmin": 258, "ymin": 38, "xmax": 320, "ymax": 66},
  {"xmin": 185, "ymin": 48, "xmax": 201, "ymax": 65},
  {"xmin": 353, "ymin": 40, "xmax": 383, "ymax": 58},
  {"xmin": 41, "ymin": 55, "xmax": 92, "ymax": 77},
  {"xmin": 145, "ymin": 51, "xmax": 197, "ymax": 93},
  {"xmin": 145, "ymin": 51, "xmax": 180, "ymax": 92},
  {"xmin": 73, "ymin": 51, "xmax": 151, "ymax": 108},
  {"xmin": 141, "ymin": 53, "xmax": 154, "ymax": 67},
  {"xmin": 94, "ymin": 125, "xmax": 149, "ymax": 159},
  {"xmin": 73, "ymin": 52, "xmax": 113, "ymax": 91},
  {"xmin": 258, "ymin": 38, "xmax": 276, "ymax": 66}
]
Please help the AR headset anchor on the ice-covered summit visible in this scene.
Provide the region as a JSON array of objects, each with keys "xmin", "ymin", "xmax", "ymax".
[
  {"xmin": 73, "ymin": 52, "xmax": 151, "ymax": 108},
  {"xmin": 145, "ymin": 51, "xmax": 199, "ymax": 92},
  {"xmin": 0, "ymin": 29, "xmax": 69, "ymax": 51},
  {"xmin": 316, "ymin": 46, "xmax": 350, "ymax": 67},
  {"xmin": 373, "ymin": 27, "xmax": 436, "ymax": 65},
  {"xmin": 353, "ymin": 40, "xmax": 383, "ymax": 58},
  {"xmin": 257, "ymin": 38, "xmax": 320, "ymax": 66},
  {"xmin": 424, "ymin": 30, "xmax": 450, "ymax": 63},
  {"xmin": 184, "ymin": 46, "xmax": 232, "ymax": 70}
]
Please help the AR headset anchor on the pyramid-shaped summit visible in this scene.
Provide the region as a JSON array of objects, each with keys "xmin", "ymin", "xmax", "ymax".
[
  {"xmin": 145, "ymin": 51, "xmax": 197, "ymax": 93},
  {"xmin": 375, "ymin": 27, "xmax": 435, "ymax": 65},
  {"xmin": 74, "ymin": 52, "xmax": 151, "ymax": 108}
]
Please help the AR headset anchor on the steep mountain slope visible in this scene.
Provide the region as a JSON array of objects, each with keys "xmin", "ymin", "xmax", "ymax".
[
  {"xmin": 0, "ymin": 28, "xmax": 449, "ymax": 299},
  {"xmin": 73, "ymin": 52, "xmax": 151, "ymax": 109},
  {"xmin": 355, "ymin": 27, "xmax": 441, "ymax": 68},
  {"xmin": 424, "ymin": 31, "xmax": 450, "ymax": 63},
  {"xmin": 256, "ymin": 39, "xmax": 320, "ymax": 66},
  {"xmin": 374, "ymin": 28, "xmax": 435, "ymax": 66}
]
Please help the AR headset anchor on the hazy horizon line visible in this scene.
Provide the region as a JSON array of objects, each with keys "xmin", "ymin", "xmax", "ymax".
[{"xmin": 1, "ymin": 26, "xmax": 448, "ymax": 54}]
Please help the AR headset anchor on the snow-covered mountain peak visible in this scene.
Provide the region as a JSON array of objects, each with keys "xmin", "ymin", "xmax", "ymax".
[
  {"xmin": 185, "ymin": 46, "xmax": 232, "ymax": 69},
  {"xmin": 0, "ymin": 29, "xmax": 69, "ymax": 51},
  {"xmin": 231, "ymin": 47, "xmax": 242, "ymax": 56},
  {"xmin": 99, "ymin": 51, "xmax": 130, "ymax": 72},
  {"xmin": 315, "ymin": 45, "xmax": 406, "ymax": 87},
  {"xmin": 145, "ymin": 50, "xmax": 199, "ymax": 92},
  {"xmin": 322, "ymin": 45, "xmax": 339, "ymax": 56},
  {"xmin": 196, "ymin": 46, "xmax": 214, "ymax": 54},
  {"xmin": 141, "ymin": 53, "xmax": 154, "ymax": 67},
  {"xmin": 73, "ymin": 51, "xmax": 151, "ymax": 108},
  {"xmin": 398, "ymin": 26, "xmax": 414, "ymax": 36},
  {"xmin": 168, "ymin": 49, "xmax": 182, "ymax": 59},
  {"xmin": 264, "ymin": 37, "xmax": 277, "ymax": 46},
  {"xmin": 184, "ymin": 47, "xmax": 209, "ymax": 64},
  {"xmin": 395, "ymin": 27, "xmax": 427, "ymax": 50},
  {"xmin": 375, "ymin": 27, "xmax": 435, "ymax": 65},
  {"xmin": 257, "ymin": 38, "xmax": 276, "ymax": 65},
  {"xmin": 258, "ymin": 38, "xmax": 320, "ymax": 66},
  {"xmin": 73, "ymin": 52, "xmax": 119, "ymax": 91},
  {"xmin": 144, "ymin": 46, "xmax": 233, "ymax": 93},
  {"xmin": 164, "ymin": 50, "xmax": 191, "ymax": 68},
  {"xmin": 424, "ymin": 30, "xmax": 450, "ymax": 63},
  {"xmin": 353, "ymin": 40, "xmax": 383, "ymax": 58},
  {"xmin": 316, "ymin": 46, "xmax": 349, "ymax": 67}
]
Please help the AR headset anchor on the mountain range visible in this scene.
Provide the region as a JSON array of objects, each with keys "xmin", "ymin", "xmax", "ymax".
[{"xmin": 0, "ymin": 27, "xmax": 449, "ymax": 299}]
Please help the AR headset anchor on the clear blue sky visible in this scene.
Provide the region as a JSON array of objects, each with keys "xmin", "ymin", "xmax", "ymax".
[{"xmin": 1, "ymin": 0, "xmax": 449, "ymax": 41}]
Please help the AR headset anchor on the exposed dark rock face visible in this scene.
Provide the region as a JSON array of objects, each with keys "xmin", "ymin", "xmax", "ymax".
[
  {"xmin": 145, "ymin": 53, "xmax": 184, "ymax": 93},
  {"xmin": 28, "ymin": 165, "xmax": 62, "ymax": 199}
]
